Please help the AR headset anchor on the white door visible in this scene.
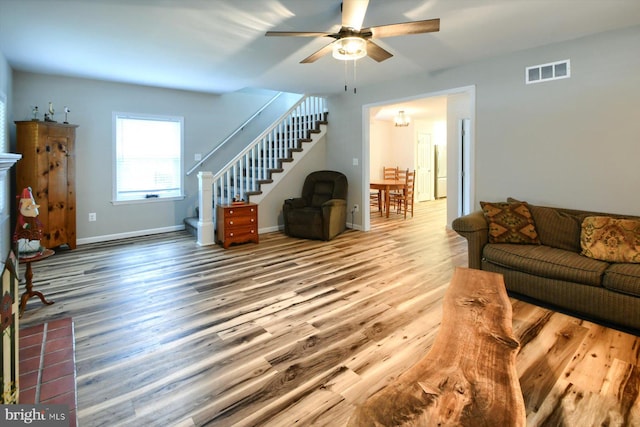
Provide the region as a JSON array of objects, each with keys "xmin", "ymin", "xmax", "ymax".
[{"xmin": 416, "ymin": 132, "xmax": 433, "ymax": 202}]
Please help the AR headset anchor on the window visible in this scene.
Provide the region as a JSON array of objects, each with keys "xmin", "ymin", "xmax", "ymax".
[{"xmin": 113, "ymin": 112, "xmax": 184, "ymax": 203}]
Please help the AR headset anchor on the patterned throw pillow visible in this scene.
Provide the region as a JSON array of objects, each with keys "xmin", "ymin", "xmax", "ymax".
[
  {"xmin": 480, "ymin": 201, "xmax": 540, "ymax": 244},
  {"xmin": 581, "ymin": 216, "xmax": 640, "ymax": 263}
]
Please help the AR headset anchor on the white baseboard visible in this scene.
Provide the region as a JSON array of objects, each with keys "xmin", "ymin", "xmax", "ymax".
[
  {"xmin": 260, "ymin": 224, "xmax": 361, "ymax": 234},
  {"xmin": 259, "ymin": 225, "xmax": 282, "ymax": 234},
  {"xmin": 78, "ymin": 222, "xmax": 358, "ymax": 246},
  {"xmin": 76, "ymin": 225, "xmax": 186, "ymax": 245}
]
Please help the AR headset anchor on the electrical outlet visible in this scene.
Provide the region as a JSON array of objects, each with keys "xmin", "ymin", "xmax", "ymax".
[
  {"xmin": 353, "ymin": 204, "xmax": 359, "ymax": 212},
  {"xmin": 88, "ymin": 212, "xmax": 96, "ymax": 222}
]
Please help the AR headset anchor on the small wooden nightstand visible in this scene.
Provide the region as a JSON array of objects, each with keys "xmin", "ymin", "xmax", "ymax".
[{"xmin": 216, "ymin": 203, "xmax": 259, "ymax": 249}]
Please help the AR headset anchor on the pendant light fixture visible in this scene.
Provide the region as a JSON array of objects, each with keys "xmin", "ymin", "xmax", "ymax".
[{"xmin": 394, "ymin": 110, "xmax": 410, "ymax": 127}]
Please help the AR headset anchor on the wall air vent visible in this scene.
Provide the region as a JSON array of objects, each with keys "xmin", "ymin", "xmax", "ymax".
[{"xmin": 526, "ymin": 59, "xmax": 570, "ymax": 84}]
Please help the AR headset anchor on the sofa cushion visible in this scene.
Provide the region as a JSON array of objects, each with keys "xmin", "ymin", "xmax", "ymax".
[
  {"xmin": 483, "ymin": 244, "xmax": 609, "ymax": 287},
  {"xmin": 527, "ymin": 205, "xmax": 586, "ymax": 252},
  {"xmin": 581, "ymin": 216, "xmax": 640, "ymax": 263},
  {"xmin": 507, "ymin": 198, "xmax": 586, "ymax": 252},
  {"xmin": 480, "ymin": 201, "xmax": 540, "ymax": 244},
  {"xmin": 603, "ymin": 263, "xmax": 640, "ymax": 297}
]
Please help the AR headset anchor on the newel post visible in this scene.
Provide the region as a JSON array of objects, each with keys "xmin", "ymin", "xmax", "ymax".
[{"xmin": 197, "ymin": 171, "xmax": 215, "ymax": 246}]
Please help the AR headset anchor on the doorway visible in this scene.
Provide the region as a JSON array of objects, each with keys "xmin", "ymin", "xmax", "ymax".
[{"xmin": 362, "ymin": 86, "xmax": 475, "ymax": 231}]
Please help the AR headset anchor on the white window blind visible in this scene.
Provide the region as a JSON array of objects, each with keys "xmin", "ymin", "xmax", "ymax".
[{"xmin": 113, "ymin": 113, "xmax": 184, "ymax": 202}]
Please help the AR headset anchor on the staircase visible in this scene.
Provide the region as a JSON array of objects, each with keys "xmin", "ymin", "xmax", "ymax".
[{"xmin": 186, "ymin": 95, "xmax": 328, "ymax": 244}]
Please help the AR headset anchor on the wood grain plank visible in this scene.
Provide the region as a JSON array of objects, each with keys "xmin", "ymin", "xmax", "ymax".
[{"xmin": 16, "ymin": 199, "xmax": 640, "ymax": 427}]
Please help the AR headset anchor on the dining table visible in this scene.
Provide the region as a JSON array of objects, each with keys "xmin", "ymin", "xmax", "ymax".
[{"xmin": 369, "ymin": 179, "xmax": 406, "ymax": 218}]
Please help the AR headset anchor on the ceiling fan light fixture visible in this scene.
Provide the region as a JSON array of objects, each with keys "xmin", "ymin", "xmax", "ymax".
[
  {"xmin": 395, "ymin": 110, "xmax": 410, "ymax": 127},
  {"xmin": 332, "ymin": 37, "xmax": 367, "ymax": 61}
]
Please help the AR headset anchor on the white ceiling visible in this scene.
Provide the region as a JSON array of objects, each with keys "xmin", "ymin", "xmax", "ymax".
[{"xmin": 1, "ymin": 0, "xmax": 640, "ymax": 96}]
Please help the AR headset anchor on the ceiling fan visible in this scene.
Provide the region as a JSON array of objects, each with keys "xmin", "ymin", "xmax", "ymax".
[{"xmin": 265, "ymin": 0, "xmax": 440, "ymax": 64}]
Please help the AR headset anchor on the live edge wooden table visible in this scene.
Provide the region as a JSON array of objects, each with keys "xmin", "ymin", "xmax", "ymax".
[
  {"xmin": 348, "ymin": 267, "xmax": 526, "ymax": 427},
  {"xmin": 19, "ymin": 248, "xmax": 55, "ymax": 317},
  {"xmin": 369, "ymin": 179, "xmax": 406, "ymax": 218}
]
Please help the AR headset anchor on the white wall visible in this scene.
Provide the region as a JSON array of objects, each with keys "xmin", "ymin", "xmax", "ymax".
[
  {"xmin": 11, "ymin": 72, "xmax": 283, "ymax": 242},
  {"xmin": 328, "ymin": 25, "xmax": 640, "ymax": 229},
  {"xmin": 257, "ymin": 137, "xmax": 327, "ymax": 231},
  {"xmin": 390, "ymin": 124, "xmax": 414, "ymax": 171},
  {"xmin": 8, "ymin": 24, "xmax": 640, "ymax": 243},
  {"xmin": 369, "ymin": 119, "xmax": 416, "ymax": 180},
  {"xmin": 369, "ymin": 119, "xmax": 390, "ymax": 180}
]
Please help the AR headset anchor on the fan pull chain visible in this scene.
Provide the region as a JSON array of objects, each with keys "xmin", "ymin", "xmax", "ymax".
[
  {"xmin": 353, "ymin": 59, "xmax": 357, "ymax": 94},
  {"xmin": 344, "ymin": 60, "xmax": 348, "ymax": 92},
  {"xmin": 342, "ymin": 59, "xmax": 359, "ymax": 94}
]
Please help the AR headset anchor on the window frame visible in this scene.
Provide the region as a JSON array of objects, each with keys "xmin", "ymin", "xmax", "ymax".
[
  {"xmin": 112, "ymin": 111, "xmax": 185, "ymax": 205},
  {"xmin": 0, "ymin": 92, "xmax": 7, "ymax": 220}
]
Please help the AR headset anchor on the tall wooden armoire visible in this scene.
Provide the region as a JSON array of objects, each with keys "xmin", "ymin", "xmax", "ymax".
[{"xmin": 15, "ymin": 121, "xmax": 78, "ymax": 249}]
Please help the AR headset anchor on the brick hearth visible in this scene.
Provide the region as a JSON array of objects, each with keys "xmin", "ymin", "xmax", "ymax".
[{"xmin": 19, "ymin": 317, "xmax": 77, "ymax": 427}]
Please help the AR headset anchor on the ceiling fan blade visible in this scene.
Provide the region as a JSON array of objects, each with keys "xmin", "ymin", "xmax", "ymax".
[
  {"xmin": 365, "ymin": 18, "xmax": 440, "ymax": 38},
  {"xmin": 366, "ymin": 40, "xmax": 393, "ymax": 62},
  {"xmin": 300, "ymin": 42, "xmax": 336, "ymax": 63},
  {"xmin": 265, "ymin": 31, "xmax": 333, "ymax": 37},
  {"xmin": 341, "ymin": 0, "xmax": 369, "ymax": 30}
]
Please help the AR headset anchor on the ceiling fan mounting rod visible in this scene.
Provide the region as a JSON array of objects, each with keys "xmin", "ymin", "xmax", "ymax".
[{"xmin": 337, "ymin": 28, "xmax": 367, "ymax": 39}]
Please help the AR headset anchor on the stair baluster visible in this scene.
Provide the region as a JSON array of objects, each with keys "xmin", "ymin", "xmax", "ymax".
[{"xmin": 192, "ymin": 95, "xmax": 328, "ymax": 245}]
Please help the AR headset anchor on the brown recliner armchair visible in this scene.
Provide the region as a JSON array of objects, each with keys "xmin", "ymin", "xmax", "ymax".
[{"xmin": 283, "ymin": 170, "xmax": 348, "ymax": 241}]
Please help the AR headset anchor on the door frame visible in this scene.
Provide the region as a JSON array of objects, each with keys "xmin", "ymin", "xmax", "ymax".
[{"xmin": 362, "ymin": 85, "xmax": 475, "ymax": 231}]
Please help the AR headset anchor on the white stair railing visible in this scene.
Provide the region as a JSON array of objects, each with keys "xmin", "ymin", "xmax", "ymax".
[
  {"xmin": 213, "ymin": 95, "xmax": 327, "ymax": 205},
  {"xmin": 186, "ymin": 92, "xmax": 284, "ymax": 176},
  {"xmin": 196, "ymin": 95, "xmax": 327, "ymax": 245}
]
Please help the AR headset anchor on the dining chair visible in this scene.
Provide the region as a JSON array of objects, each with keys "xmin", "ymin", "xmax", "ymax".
[
  {"xmin": 383, "ymin": 166, "xmax": 397, "ymax": 180},
  {"xmin": 390, "ymin": 167, "xmax": 408, "ymax": 213},
  {"xmin": 369, "ymin": 189, "xmax": 381, "ymax": 212},
  {"xmin": 397, "ymin": 170, "xmax": 416, "ymax": 219},
  {"xmin": 372, "ymin": 166, "xmax": 397, "ymax": 213}
]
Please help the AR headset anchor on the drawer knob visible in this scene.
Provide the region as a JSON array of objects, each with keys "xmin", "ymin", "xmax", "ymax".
[
  {"xmin": 230, "ymin": 232, "xmax": 234, "ymax": 236},
  {"xmin": 229, "ymin": 210, "xmax": 234, "ymax": 214},
  {"xmin": 229, "ymin": 221, "xmax": 234, "ymax": 225}
]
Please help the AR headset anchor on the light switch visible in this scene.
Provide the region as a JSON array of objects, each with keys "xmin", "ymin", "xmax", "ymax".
[{"xmin": 352, "ymin": 158, "xmax": 359, "ymax": 166}]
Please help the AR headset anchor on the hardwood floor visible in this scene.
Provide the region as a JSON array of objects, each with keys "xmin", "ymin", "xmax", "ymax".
[{"xmin": 19, "ymin": 199, "xmax": 640, "ymax": 426}]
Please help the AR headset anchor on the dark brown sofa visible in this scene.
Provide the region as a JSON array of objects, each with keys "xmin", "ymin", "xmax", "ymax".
[{"xmin": 452, "ymin": 200, "xmax": 640, "ymax": 332}]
